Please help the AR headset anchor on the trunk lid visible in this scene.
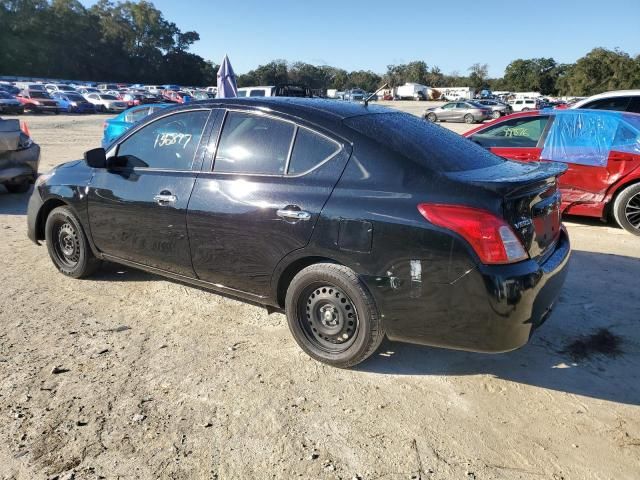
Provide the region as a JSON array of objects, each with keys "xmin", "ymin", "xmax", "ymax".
[{"xmin": 445, "ymin": 161, "xmax": 567, "ymax": 261}]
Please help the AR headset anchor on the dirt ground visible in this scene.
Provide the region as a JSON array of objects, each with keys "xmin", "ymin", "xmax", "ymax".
[{"xmin": 1, "ymin": 103, "xmax": 639, "ymax": 480}]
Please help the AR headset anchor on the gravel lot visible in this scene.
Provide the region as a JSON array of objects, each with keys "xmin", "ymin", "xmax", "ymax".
[{"xmin": 1, "ymin": 102, "xmax": 639, "ymax": 480}]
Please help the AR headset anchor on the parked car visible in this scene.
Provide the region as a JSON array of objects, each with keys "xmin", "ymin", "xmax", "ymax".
[
  {"xmin": 51, "ymin": 92, "xmax": 96, "ymax": 113},
  {"xmin": 45, "ymin": 83, "xmax": 77, "ymax": 94},
  {"xmin": 97, "ymin": 83, "xmax": 119, "ymax": 91},
  {"xmin": 465, "ymin": 109, "xmax": 640, "ymax": 235},
  {"xmin": 1, "ymin": 117, "xmax": 40, "ymax": 193},
  {"xmin": 77, "ymin": 87, "xmax": 101, "ymax": 96},
  {"xmin": 236, "ymin": 85, "xmax": 312, "ymax": 98},
  {"xmin": 424, "ymin": 101, "xmax": 492, "ymax": 123},
  {"xmin": 101, "ymin": 103, "xmax": 173, "ymax": 148},
  {"xmin": 343, "ymin": 88, "xmax": 367, "ymax": 102},
  {"xmin": 473, "ymin": 99, "xmax": 511, "ymax": 119},
  {"xmin": 27, "ymin": 98, "xmax": 570, "ymax": 367},
  {"xmin": 569, "ymin": 90, "xmax": 640, "ymax": 114},
  {"xmin": 17, "ymin": 91, "xmax": 60, "ymax": 114},
  {"xmin": 84, "ymin": 93, "xmax": 127, "ymax": 113},
  {"xmin": 162, "ymin": 90, "xmax": 192, "ymax": 104},
  {"xmin": 509, "ymin": 98, "xmax": 540, "ymax": 112},
  {"xmin": 0, "ymin": 83, "xmax": 21, "ymax": 95},
  {"xmin": 0, "ymin": 91, "xmax": 25, "ymax": 114}
]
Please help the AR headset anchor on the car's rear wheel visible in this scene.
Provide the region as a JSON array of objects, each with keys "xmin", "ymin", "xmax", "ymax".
[
  {"xmin": 613, "ymin": 183, "xmax": 640, "ymax": 236},
  {"xmin": 522, "ymin": 107, "xmax": 531, "ymax": 112},
  {"xmin": 4, "ymin": 182, "xmax": 30, "ymax": 194},
  {"xmin": 464, "ymin": 114, "xmax": 475, "ymax": 124},
  {"xmin": 285, "ymin": 263, "xmax": 385, "ymax": 368},
  {"xmin": 45, "ymin": 206, "xmax": 101, "ymax": 278},
  {"xmin": 426, "ymin": 112, "xmax": 437, "ymax": 122}
]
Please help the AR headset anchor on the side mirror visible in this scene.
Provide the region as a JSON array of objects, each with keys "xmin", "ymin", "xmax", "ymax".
[{"xmin": 84, "ymin": 147, "xmax": 107, "ymax": 168}]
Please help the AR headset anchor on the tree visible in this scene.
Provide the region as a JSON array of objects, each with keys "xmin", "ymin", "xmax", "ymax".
[
  {"xmin": 468, "ymin": 63, "xmax": 489, "ymax": 90},
  {"xmin": 556, "ymin": 48, "xmax": 640, "ymax": 96},
  {"xmin": 503, "ymin": 57, "xmax": 561, "ymax": 94}
]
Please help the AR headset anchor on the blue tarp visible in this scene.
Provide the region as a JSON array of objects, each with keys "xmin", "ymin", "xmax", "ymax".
[{"xmin": 541, "ymin": 110, "xmax": 640, "ymax": 167}]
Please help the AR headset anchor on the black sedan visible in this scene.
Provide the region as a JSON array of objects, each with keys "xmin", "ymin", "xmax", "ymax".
[{"xmin": 27, "ymin": 99, "xmax": 570, "ymax": 367}]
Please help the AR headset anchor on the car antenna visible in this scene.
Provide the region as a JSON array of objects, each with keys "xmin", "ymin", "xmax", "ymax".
[{"xmin": 364, "ymin": 83, "xmax": 389, "ymax": 107}]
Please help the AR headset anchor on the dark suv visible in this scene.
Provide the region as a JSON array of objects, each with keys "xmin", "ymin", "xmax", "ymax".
[{"xmin": 27, "ymin": 99, "xmax": 570, "ymax": 367}]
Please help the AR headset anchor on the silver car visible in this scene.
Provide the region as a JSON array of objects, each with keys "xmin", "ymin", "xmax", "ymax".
[
  {"xmin": 472, "ymin": 99, "xmax": 511, "ymax": 119},
  {"xmin": 424, "ymin": 101, "xmax": 492, "ymax": 124},
  {"xmin": 84, "ymin": 93, "xmax": 127, "ymax": 113}
]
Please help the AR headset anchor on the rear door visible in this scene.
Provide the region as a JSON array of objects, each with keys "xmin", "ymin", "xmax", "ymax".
[{"xmin": 187, "ymin": 109, "xmax": 351, "ymax": 297}]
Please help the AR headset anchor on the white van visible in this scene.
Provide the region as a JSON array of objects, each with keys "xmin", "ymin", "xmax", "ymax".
[{"xmin": 509, "ymin": 98, "xmax": 539, "ymax": 112}]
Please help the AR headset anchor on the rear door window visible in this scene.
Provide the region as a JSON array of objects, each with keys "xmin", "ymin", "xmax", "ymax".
[
  {"xmin": 214, "ymin": 111, "xmax": 295, "ymax": 175},
  {"xmin": 249, "ymin": 89, "xmax": 266, "ymax": 97},
  {"xmin": 471, "ymin": 116, "xmax": 550, "ymax": 148},
  {"xmin": 344, "ymin": 112, "xmax": 505, "ymax": 172},
  {"xmin": 627, "ymin": 97, "xmax": 640, "ymax": 114},
  {"xmin": 288, "ymin": 128, "xmax": 340, "ymax": 174}
]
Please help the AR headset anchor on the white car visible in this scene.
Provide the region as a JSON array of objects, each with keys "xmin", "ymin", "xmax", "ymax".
[
  {"xmin": 509, "ymin": 98, "xmax": 539, "ymax": 112},
  {"xmin": 45, "ymin": 83, "xmax": 77, "ymax": 94},
  {"xmin": 569, "ymin": 89, "xmax": 640, "ymax": 114},
  {"xmin": 77, "ymin": 87, "xmax": 101, "ymax": 95},
  {"xmin": 84, "ymin": 93, "xmax": 127, "ymax": 113}
]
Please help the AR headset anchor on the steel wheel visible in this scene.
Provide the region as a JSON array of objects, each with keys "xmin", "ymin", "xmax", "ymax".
[
  {"xmin": 45, "ymin": 206, "xmax": 101, "ymax": 278},
  {"xmin": 51, "ymin": 219, "xmax": 81, "ymax": 269},
  {"xmin": 298, "ymin": 283, "xmax": 359, "ymax": 354},
  {"xmin": 624, "ymin": 191, "xmax": 640, "ymax": 231}
]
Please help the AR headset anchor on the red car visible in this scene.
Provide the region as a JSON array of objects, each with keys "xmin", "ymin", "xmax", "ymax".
[
  {"xmin": 464, "ymin": 109, "xmax": 640, "ymax": 235},
  {"xmin": 162, "ymin": 90, "xmax": 192, "ymax": 104},
  {"xmin": 16, "ymin": 90, "xmax": 60, "ymax": 114}
]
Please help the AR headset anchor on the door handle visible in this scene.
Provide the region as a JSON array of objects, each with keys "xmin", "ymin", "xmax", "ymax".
[
  {"xmin": 277, "ymin": 208, "xmax": 312, "ymax": 221},
  {"xmin": 154, "ymin": 193, "xmax": 177, "ymax": 205}
]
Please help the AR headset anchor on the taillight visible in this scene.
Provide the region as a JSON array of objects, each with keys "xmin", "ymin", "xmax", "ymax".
[{"xmin": 418, "ymin": 203, "xmax": 528, "ymax": 265}]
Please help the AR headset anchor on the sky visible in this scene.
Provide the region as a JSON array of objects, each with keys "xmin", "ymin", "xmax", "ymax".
[{"xmin": 80, "ymin": 0, "xmax": 640, "ymax": 77}]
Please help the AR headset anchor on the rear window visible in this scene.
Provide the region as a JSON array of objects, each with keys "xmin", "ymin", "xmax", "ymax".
[{"xmin": 344, "ymin": 112, "xmax": 505, "ymax": 172}]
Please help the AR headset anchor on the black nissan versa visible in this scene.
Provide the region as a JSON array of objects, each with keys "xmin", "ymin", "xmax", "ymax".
[{"xmin": 27, "ymin": 98, "xmax": 571, "ymax": 367}]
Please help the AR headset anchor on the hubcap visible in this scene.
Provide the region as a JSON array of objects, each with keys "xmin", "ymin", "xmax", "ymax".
[
  {"xmin": 53, "ymin": 221, "xmax": 80, "ymax": 267},
  {"xmin": 625, "ymin": 192, "xmax": 640, "ymax": 230},
  {"xmin": 298, "ymin": 284, "xmax": 359, "ymax": 353}
]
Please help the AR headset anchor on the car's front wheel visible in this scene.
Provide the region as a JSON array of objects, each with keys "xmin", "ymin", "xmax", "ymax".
[
  {"xmin": 492, "ymin": 110, "xmax": 501, "ymax": 119},
  {"xmin": 45, "ymin": 206, "xmax": 101, "ymax": 278},
  {"xmin": 285, "ymin": 263, "xmax": 385, "ymax": 368},
  {"xmin": 425, "ymin": 112, "xmax": 437, "ymax": 122},
  {"xmin": 613, "ymin": 183, "xmax": 640, "ymax": 236}
]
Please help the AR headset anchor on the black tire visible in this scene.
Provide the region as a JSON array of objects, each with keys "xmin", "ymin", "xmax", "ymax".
[
  {"xmin": 613, "ymin": 183, "xmax": 640, "ymax": 236},
  {"xmin": 45, "ymin": 206, "xmax": 101, "ymax": 278},
  {"xmin": 54, "ymin": 109, "xmax": 60, "ymax": 115},
  {"xmin": 464, "ymin": 113, "xmax": 475, "ymax": 124},
  {"xmin": 4, "ymin": 182, "xmax": 31, "ymax": 194},
  {"xmin": 522, "ymin": 107, "xmax": 531, "ymax": 112},
  {"xmin": 426, "ymin": 112, "xmax": 437, "ymax": 122},
  {"xmin": 492, "ymin": 110, "xmax": 501, "ymax": 119},
  {"xmin": 285, "ymin": 263, "xmax": 385, "ymax": 368}
]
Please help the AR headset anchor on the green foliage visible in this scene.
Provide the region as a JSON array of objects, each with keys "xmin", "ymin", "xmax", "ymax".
[
  {"xmin": 555, "ymin": 48, "xmax": 640, "ymax": 96},
  {"xmin": 0, "ymin": 4, "xmax": 638, "ymax": 97},
  {"xmin": 0, "ymin": 0, "xmax": 216, "ymax": 84}
]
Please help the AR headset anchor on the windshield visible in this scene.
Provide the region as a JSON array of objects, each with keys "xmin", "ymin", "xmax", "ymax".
[
  {"xmin": 66, "ymin": 93, "xmax": 84, "ymax": 100},
  {"xmin": 345, "ymin": 112, "xmax": 505, "ymax": 172},
  {"xmin": 100, "ymin": 95, "xmax": 118, "ymax": 100},
  {"xmin": 31, "ymin": 91, "xmax": 52, "ymax": 99},
  {"xmin": 59, "ymin": 85, "xmax": 75, "ymax": 91}
]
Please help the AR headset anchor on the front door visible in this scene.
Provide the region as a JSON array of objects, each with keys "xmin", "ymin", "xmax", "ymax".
[
  {"xmin": 87, "ymin": 109, "xmax": 213, "ymax": 276},
  {"xmin": 187, "ymin": 109, "xmax": 351, "ymax": 297}
]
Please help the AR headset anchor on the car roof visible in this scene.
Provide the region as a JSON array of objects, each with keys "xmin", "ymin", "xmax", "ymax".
[
  {"xmin": 571, "ymin": 90, "xmax": 640, "ymax": 108},
  {"xmin": 175, "ymin": 97, "xmax": 392, "ymax": 121}
]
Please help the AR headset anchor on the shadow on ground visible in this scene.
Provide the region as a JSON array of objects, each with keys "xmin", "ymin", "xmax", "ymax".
[
  {"xmin": 359, "ymin": 250, "xmax": 640, "ymax": 406},
  {"xmin": 0, "ymin": 186, "xmax": 31, "ymax": 215}
]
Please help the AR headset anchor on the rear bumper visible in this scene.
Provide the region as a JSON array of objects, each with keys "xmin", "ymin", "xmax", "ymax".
[
  {"xmin": 0, "ymin": 144, "xmax": 40, "ymax": 184},
  {"xmin": 364, "ymin": 229, "xmax": 571, "ymax": 353}
]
